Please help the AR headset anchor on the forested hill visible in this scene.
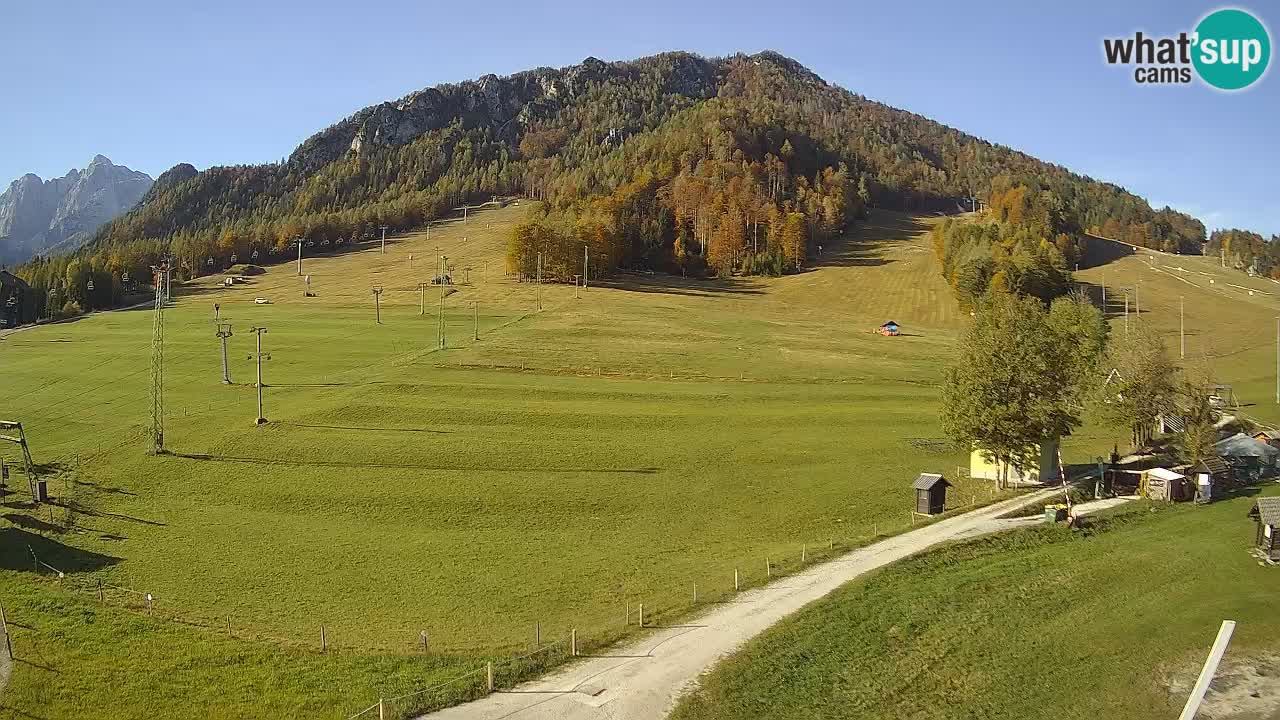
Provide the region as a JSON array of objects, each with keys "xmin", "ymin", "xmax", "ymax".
[{"xmin": 18, "ymin": 50, "xmax": 1204, "ymax": 312}]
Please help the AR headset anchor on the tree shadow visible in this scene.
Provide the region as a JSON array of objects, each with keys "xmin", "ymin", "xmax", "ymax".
[
  {"xmin": 1078, "ymin": 234, "xmax": 1139, "ymax": 270},
  {"xmin": 813, "ymin": 213, "xmax": 929, "ymax": 268},
  {"xmin": 0, "ymin": 527, "xmax": 122, "ymax": 573},
  {"xmin": 2, "ymin": 514, "xmax": 66, "ymax": 534}
]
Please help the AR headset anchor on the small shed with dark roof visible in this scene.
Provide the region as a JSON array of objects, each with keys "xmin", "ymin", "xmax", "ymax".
[
  {"xmin": 913, "ymin": 473, "xmax": 951, "ymax": 515},
  {"xmin": 1247, "ymin": 497, "xmax": 1280, "ymax": 561}
]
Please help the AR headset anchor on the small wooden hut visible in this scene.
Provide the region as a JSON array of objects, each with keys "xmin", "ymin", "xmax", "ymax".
[
  {"xmin": 1139, "ymin": 467, "xmax": 1191, "ymax": 502},
  {"xmin": 1247, "ymin": 497, "xmax": 1280, "ymax": 562},
  {"xmin": 913, "ymin": 473, "xmax": 951, "ymax": 515}
]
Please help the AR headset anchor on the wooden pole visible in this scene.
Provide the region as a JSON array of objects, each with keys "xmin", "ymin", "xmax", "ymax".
[
  {"xmin": 421, "ymin": 630, "xmax": 429, "ymax": 653},
  {"xmin": 486, "ymin": 661, "xmax": 494, "ymax": 692},
  {"xmin": 98, "ymin": 579, "xmax": 105, "ymax": 603},
  {"xmin": 802, "ymin": 544, "xmax": 806, "ymax": 563},
  {"xmin": 571, "ymin": 628, "xmax": 577, "ymax": 657},
  {"xmin": 1179, "ymin": 620, "xmax": 1237, "ymax": 720},
  {"xmin": 693, "ymin": 583, "xmax": 698, "ymax": 604},
  {"xmin": 378, "ymin": 698, "xmax": 385, "ymax": 720},
  {"xmin": 734, "ymin": 568, "xmax": 740, "ymax": 591},
  {"xmin": 321, "ymin": 625, "xmax": 326, "ymax": 653},
  {"xmin": 1, "ymin": 603, "xmax": 10, "ymax": 660},
  {"xmin": 638, "ymin": 604, "xmax": 644, "ymax": 628},
  {"xmin": 766, "ymin": 558, "xmax": 771, "ymax": 578},
  {"xmin": 535, "ymin": 622, "xmax": 541, "ymax": 646}
]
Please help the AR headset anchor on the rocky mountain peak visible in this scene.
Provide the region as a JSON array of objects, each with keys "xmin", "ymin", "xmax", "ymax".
[{"xmin": 0, "ymin": 158, "xmax": 152, "ymax": 264}]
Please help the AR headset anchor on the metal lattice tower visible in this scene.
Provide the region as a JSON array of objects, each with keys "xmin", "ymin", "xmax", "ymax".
[{"xmin": 149, "ymin": 264, "xmax": 167, "ymax": 454}]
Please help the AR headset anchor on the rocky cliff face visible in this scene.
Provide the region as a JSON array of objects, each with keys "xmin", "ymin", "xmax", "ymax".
[
  {"xmin": 286, "ymin": 52, "xmax": 720, "ymax": 174},
  {"xmin": 0, "ymin": 156, "xmax": 152, "ymax": 264}
]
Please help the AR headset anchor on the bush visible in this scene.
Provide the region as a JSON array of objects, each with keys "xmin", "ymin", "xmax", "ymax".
[{"xmin": 59, "ymin": 300, "xmax": 84, "ymax": 318}]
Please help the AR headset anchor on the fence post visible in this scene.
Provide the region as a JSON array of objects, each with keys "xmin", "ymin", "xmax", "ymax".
[
  {"xmin": 638, "ymin": 604, "xmax": 644, "ymax": 628},
  {"xmin": 693, "ymin": 583, "xmax": 698, "ymax": 604},
  {"xmin": 421, "ymin": 630, "xmax": 429, "ymax": 653},
  {"xmin": 535, "ymin": 622, "xmax": 541, "ymax": 646},
  {"xmin": 321, "ymin": 625, "xmax": 327, "ymax": 653},
  {"xmin": 1, "ymin": 602, "xmax": 10, "ymax": 660},
  {"xmin": 734, "ymin": 568, "xmax": 740, "ymax": 591},
  {"xmin": 486, "ymin": 661, "xmax": 494, "ymax": 692},
  {"xmin": 378, "ymin": 697, "xmax": 385, "ymax": 720},
  {"xmin": 766, "ymin": 558, "xmax": 771, "ymax": 578},
  {"xmin": 145, "ymin": 593, "xmax": 153, "ymax": 615},
  {"xmin": 802, "ymin": 544, "xmax": 807, "ymax": 563},
  {"xmin": 571, "ymin": 628, "xmax": 577, "ymax": 657},
  {"xmin": 227, "ymin": 618, "xmax": 232, "ymax": 637},
  {"xmin": 98, "ymin": 580, "xmax": 105, "ymax": 603}
]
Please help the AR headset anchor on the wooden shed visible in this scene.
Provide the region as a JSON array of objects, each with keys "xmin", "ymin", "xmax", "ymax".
[
  {"xmin": 1247, "ymin": 497, "xmax": 1280, "ymax": 562},
  {"xmin": 913, "ymin": 473, "xmax": 951, "ymax": 515}
]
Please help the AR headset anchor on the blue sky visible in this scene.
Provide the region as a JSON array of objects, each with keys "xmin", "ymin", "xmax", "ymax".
[{"xmin": 3, "ymin": 0, "xmax": 1276, "ymax": 236}]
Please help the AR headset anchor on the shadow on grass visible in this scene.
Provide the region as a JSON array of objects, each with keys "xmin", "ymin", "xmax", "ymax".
[
  {"xmin": 168, "ymin": 451, "xmax": 659, "ymax": 474},
  {"xmin": 0, "ymin": 527, "xmax": 122, "ymax": 573},
  {"xmin": 1078, "ymin": 233, "xmax": 1140, "ymax": 270},
  {"xmin": 58, "ymin": 500, "xmax": 166, "ymax": 527},
  {"xmin": 279, "ymin": 422, "xmax": 450, "ymax": 434},
  {"xmin": 813, "ymin": 214, "xmax": 929, "ymax": 269},
  {"xmin": 593, "ymin": 274, "xmax": 764, "ymax": 298},
  {"xmin": 70, "ymin": 478, "xmax": 136, "ymax": 496}
]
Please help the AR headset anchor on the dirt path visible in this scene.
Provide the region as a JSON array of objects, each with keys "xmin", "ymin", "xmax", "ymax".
[
  {"xmin": 0, "ymin": 639, "xmax": 10, "ymax": 700},
  {"xmin": 421, "ymin": 488, "xmax": 1063, "ymax": 720}
]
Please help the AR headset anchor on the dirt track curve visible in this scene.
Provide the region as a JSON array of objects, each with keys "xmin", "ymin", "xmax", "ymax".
[{"xmin": 421, "ymin": 487, "xmax": 1063, "ymax": 720}]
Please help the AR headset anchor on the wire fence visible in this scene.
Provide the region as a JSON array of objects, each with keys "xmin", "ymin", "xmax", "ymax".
[{"xmin": 13, "ymin": 487, "xmax": 1015, "ymax": 720}]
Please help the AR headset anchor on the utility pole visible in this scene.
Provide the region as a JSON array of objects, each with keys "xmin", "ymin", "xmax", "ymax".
[
  {"xmin": 379, "ymin": 225, "xmax": 388, "ymax": 255},
  {"xmin": 372, "ymin": 286, "xmax": 383, "ymax": 324},
  {"xmin": 295, "ymin": 238, "xmax": 305, "ymax": 276},
  {"xmin": 149, "ymin": 262, "xmax": 168, "ymax": 454},
  {"xmin": 1180, "ymin": 296, "xmax": 1185, "ymax": 359},
  {"xmin": 439, "ymin": 255, "xmax": 448, "ymax": 350},
  {"xmin": 249, "ymin": 327, "xmax": 270, "ymax": 425},
  {"xmin": 216, "ymin": 322, "xmax": 233, "ymax": 384}
]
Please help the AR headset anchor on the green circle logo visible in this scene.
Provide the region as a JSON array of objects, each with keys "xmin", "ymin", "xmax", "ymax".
[{"xmin": 1193, "ymin": 8, "xmax": 1271, "ymax": 90}]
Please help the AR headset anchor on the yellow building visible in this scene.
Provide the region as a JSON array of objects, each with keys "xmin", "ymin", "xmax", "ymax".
[{"xmin": 969, "ymin": 437, "xmax": 1061, "ymax": 484}]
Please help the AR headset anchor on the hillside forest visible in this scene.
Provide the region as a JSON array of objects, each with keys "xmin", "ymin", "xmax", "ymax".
[{"xmin": 11, "ymin": 51, "xmax": 1211, "ymax": 316}]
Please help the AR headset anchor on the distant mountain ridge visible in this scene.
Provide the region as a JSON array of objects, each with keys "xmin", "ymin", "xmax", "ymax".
[{"xmin": 0, "ymin": 155, "xmax": 152, "ymax": 265}]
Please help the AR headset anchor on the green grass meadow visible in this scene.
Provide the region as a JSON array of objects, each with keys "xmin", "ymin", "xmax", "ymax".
[
  {"xmin": 0, "ymin": 207, "xmax": 994, "ymax": 718},
  {"xmin": 2, "ymin": 206, "xmax": 1278, "ymax": 718},
  {"xmin": 670, "ymin": 487, "xmax": 1280, "ymax": 720}
]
